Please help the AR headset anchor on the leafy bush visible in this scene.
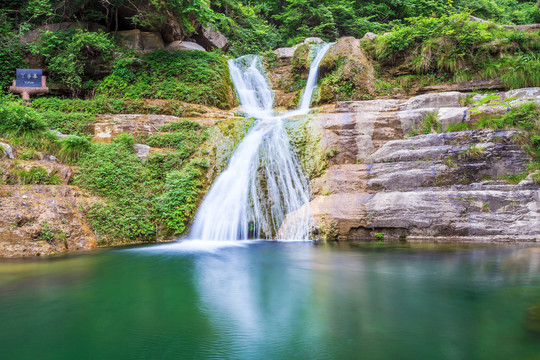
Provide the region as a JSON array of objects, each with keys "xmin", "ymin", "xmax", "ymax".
[
  {"xmin": 0, "ymin": 98, "xmax": 46, "ymax": 136},
  {"xmin": 57, "ymin": 135, "xmax": 92, "ymax": 163},
  {"xmin": 29, "ymin": 28, "xmax": 114, "ymax": 96},
  {"xmin": 159, "ymin": 161, "xmax": 208, "ymax": 234},
  {"xmin": 371, "ymin": 12, "xmax": 540, "ymax": 88}
]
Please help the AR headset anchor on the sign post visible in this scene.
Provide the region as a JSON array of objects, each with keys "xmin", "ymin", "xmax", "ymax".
[{"xmin": 9, "ymin": 69, "xmax": 49, "ymax": 101}]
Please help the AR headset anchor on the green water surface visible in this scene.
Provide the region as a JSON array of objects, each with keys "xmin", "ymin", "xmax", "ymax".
[{"xmin": 1, "ymin": 242, "xmax": 540, "ymax": 360}]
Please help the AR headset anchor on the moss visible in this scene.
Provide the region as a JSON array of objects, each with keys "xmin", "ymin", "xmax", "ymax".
[
  {"xmin": 318, "ymin": 37, "xmax": 375, "ymax": 103},
  {"xmin": 285, "ymin": 116, "xmax": 327, "ymax": 179}
]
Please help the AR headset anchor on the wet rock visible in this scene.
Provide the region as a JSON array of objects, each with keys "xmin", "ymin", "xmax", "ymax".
[
  {"xmin": 319, "ymin": 37, "xmax": 376, "ymax": 103},
  {"xmin": 166, "ymin": 40, "xmax": 206, "ymax": 52},
  {"xmin": 0, "ymin": 142, "xmax": 14, "ymax": 159},
  {"xmin": 194, "ymin": 27, "xmax": 230, "ymax": 51}
]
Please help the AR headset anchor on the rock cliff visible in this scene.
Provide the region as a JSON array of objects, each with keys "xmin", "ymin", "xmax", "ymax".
[{"xmin": 299, "ymin": 90, "xmax": 540, "ymax": 242}]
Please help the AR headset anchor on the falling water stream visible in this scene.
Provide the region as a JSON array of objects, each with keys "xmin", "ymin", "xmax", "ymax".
[{"xmin": 190, "ymin": 43, "xmax": 332, "ymax": 241}]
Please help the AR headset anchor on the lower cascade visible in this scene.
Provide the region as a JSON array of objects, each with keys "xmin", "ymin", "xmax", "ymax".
[{"xmin": 189, "ymin": 43, "xmax": 332, "ymax": 241}]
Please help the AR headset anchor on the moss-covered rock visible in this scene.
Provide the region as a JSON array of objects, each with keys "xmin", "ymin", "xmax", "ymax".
[{"xmin": 318, "ymin": 37, "xmax": 376, "ymax": 103}]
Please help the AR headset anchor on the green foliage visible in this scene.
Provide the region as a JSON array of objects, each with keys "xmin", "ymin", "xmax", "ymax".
[
  {"xmin": 372, "ymin": 13, "xmax": 540, "ymax": 88},
  {"xmin": 8, "ymin": 166, "xmax": 62, "ymax": 185},
  {"xmin": 159, "ymin": 160, "xmax": 208, "ymax": 234},
  {"xmin": 96, "ymin": 51, "xmax": 235, "ymax": 109},
  {"xmin": 0, "ymin": 98, "xmax": 46, "ymax": 136},
  {"xmin": 0, "ymin": 11, "xmax": 26, "ymax": 92},
  {"xmin": 57, "ymin": 135, "xmax": 92, "ymax": 163},
  {"xmin": 445, "ymin": 122, "xmax": 470, "ymax": 132},
  {"xmin": 213, "ymin": 0, "xmax": 282, "ymax": 56},
  {"xmin": 409, "ymin": 111, "xmax": 442, "ymax": 136},
  {"xmin": 29, "ymin": 28, "xmax": 114, "ymax": 95},
  {"xmin": 36, "ymin": 221, "xmax": 66, "ymax": 246}
]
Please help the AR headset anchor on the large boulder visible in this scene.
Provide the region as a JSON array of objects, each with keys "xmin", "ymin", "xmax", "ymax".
[
  {"xmin": 141, "ymin": 32, "xmax": 165, "ymax": 52},
  {"xmin": 116, "ymin": 30, "xmax": 165, "ymax": 52},
  {"xmin": 318, "ymin": 37, "xmax": 376, "ymax": 103},
  {"xmin": 194, "ymin": 27, "xmax": 230, "ymax": 51},
  {"xmin": 165, "ymin": 41, "xmax": 206, "ymax": 52},
  {"xmin": 116, "ymin": 29, "xmax": 144, "ymax": 51}
]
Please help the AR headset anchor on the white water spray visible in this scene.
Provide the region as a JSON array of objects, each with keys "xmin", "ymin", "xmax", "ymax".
[{"xmin": 189, "ymin": 44, "xmax": 332, "ymax": 241}]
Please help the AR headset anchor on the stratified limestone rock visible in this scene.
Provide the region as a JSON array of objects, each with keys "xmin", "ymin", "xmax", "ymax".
[
  {"xmin": 0, "ymin": 185, "xmax": 97, "ymax": 257},
  {"xmin": 166, "ymin": 41, "xmax": 206, "ymax": 51},
  {"xmin": 297, "ymin": 90, "xmax": 540, "ymax": 242},
  {"xmin": 399, "ymin": 92, "xmax": 465, "ymax": 111},
  {"xmin": 92, "ymin": 114, "xmax": 181, "ymax": 142},
  {"xmin": 307, "ymin": 128, "xmax": 538, "ymax": 242}
]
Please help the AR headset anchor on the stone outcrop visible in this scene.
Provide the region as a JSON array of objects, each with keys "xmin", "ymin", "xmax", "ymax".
[
  {"xmin": 0, "ymin": 186, "xmax": 97, "ymax": 257},
  {"xmin": 298, "ymin": 90, "xmax": 540, "ymax": 242},
  {"xmin": 318, "ymin": 36, "xmax": 376, "ymax": 103},
  {"xmin": 194, "ymin": 27, "xmax": 230, "ymax": 51},
  {"xmin": 166, "ymin": 41, "xmax": 206, "ymax": 51},
  {"xmin": 116, "ymin": 30, "xmax": 165, "ymax": 52}
]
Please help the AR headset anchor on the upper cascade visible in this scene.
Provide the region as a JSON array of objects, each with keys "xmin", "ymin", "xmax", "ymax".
[{"xmin": 189, "ymin": 44, "xmax": 333, "ymax": 241}]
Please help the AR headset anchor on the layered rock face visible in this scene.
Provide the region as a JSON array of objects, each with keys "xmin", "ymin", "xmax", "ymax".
[
  {"xmin": 0, "ymin": 186, "xmax": 97, "ymax": 257},
  {"xmin": 304, "ymin": 91, "xmax": 540, "ymax": 242}
]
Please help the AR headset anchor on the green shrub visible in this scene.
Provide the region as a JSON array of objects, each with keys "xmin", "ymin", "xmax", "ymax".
[
  {"xmin": 57, "ymin": 135, "xmax": 92, "ymax": 163},
  {"xmin": 446, "ymin": 122, "xmax": 470, "ymax": 132},
  {"xmin": 0, "ymin": 99, "xmax": 46, "ymax": 136},
  {"xmin": 159, "ymin": 161, "xmax": 208, "ymax": 234},
  {"xmin": 29, "ymin": 28, "xmax": 114, "ymax": 96}
]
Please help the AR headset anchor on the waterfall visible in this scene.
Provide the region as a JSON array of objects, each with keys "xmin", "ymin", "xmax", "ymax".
[{"xmin": 189, "ymin": 44, "xmax": 332, "ymax": 241}]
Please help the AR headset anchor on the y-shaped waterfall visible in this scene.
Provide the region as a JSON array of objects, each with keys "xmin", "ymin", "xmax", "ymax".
[{"xmin": 189, "ymin": 43, "xmax": 332, "ymax": 241}]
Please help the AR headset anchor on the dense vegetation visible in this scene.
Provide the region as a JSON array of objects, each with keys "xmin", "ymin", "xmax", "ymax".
[{"xmin": 1, "ymin": 1, "xmax": 539, "ymax": 246}]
